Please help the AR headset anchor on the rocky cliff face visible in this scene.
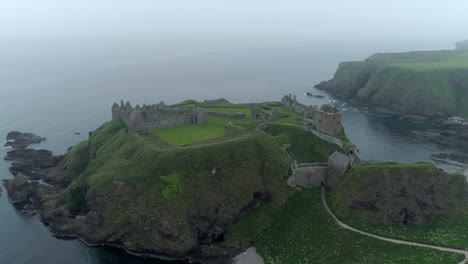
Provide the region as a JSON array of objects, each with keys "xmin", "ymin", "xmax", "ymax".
[
  {"xmin": 2, "ymin": 122, "xmax": 293, "ymax": 263},
  {"xmin": 330, "ymin": 163, "xmax": 468, "ymax": 225}
]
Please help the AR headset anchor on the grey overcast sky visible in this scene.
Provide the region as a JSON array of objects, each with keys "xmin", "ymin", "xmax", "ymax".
[{"xmin": 0, "ymin": 0, "xmax": 467, "ymax": 42}]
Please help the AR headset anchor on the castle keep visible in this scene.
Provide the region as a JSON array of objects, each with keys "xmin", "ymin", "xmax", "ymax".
[
  {"xmin": 281, "ymin": 94, "xmax": 342, "ymax": 136},
  {"xmin": 112, "ymin": 100, "xmax": 208, "ymax": 133}
]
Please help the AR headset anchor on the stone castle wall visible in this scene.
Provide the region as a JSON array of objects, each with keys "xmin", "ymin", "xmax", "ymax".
[
  {"xmin": 314, "ymin": 110, "xmax": 342, "ymax": 136},
  {"xmin": 207, "ymin": 111, "xmax": 246, "ymax": 119},
  {"xmin": 287, "ymin": 165, "xmax": 329, "ymax": 188},
  {"xmin": 112, "ymin": 100, "xmax": 208, "ymax": 133}
]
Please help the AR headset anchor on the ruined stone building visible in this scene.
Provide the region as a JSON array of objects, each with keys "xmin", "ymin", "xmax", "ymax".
[
  {"xmin": 112, "ymin": 100, "xmax": 208, "ymax": 133},
  {"xmin": 287, "ymin": 148, "xmax": 362, "ymax": 189},
  {"xmin": 326, "ymin": 151, "xmax": 351, "ymax": 187},
  {"xmin": 281, "ymin": 94, "xmax": 343, "ymax": 136},
  {"xmin": 303, "ymin": 104, "xmax": 342, "ymax": 136},
  {"xmin": 250, "ymin": 105, "xmax": 281, "ymax": 121}
]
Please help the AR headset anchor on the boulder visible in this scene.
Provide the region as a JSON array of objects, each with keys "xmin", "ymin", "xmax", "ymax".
[{"xmin": 5, "ymin": 131, "xmax": 46, "ymax": 149}]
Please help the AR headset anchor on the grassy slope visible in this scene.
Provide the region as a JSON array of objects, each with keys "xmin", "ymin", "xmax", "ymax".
[
  {"xmin": 62, "ymin": 120, "xmax": 296, "ymax": 253},
  {"xmin": 264, "ymin": 123, "xmax": 343, "ymax": 163},
  {"xmin": 224, "ymin": 189, "xmax": 464, "ymax": 264},
  {"xmin": 320, "ymin": 50, "xmax": 468, "ymax": 118},
  {"xmin": 329, "ymin": 162, "xmax": 468, "ymax": 250}
]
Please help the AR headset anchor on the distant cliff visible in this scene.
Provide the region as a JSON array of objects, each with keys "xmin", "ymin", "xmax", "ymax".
[
  {"xmin": 315, "ymin": 50, "xmax": 468, "ymax": 119},
  {"xmin": 456, "ymin": 39, "xmax": 468, "ymax": 50}
]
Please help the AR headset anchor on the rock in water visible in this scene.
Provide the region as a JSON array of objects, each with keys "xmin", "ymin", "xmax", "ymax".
[{"xmin": 5, "ymin": 131, "xmax": 46, "ymax": 149}]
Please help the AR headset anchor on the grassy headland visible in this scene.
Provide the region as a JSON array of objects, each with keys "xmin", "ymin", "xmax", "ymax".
[
  {"xmin": 58, "ymin": 99, "xmax": 467, "ymax": 262},
  {"xmin": 59, "ymin": 100, "xmax": 344, "ymax": 257},
  {"xmin": 316, "ymin": 50, "xmax": 468, "ymax": 118}
]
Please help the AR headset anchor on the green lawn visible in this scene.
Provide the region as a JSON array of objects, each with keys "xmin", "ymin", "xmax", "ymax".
[
  {"xmin": 152, "ymin": 106, "xmax": 302, "ymax": 146},
  {"xmin": 152, "ymin": 118, "xmax": 226, "ymax": 146},
  {"xmin": 224, "ymin": 189, "xmax": 464, "ymax": 264},
  {"xmin": 152, "ymin": 116, "xmax": 256, "ymax": 146}
]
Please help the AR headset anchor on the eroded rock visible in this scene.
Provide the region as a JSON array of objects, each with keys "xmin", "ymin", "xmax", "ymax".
[{"xmin": 5, "ymin": 131, "xmax": 46, "ymax": 149}]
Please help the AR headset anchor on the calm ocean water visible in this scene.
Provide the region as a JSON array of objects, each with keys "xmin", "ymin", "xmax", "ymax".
[{"xmin": 0, "ymin": 37, "xmax": 465, "ymax": 264}]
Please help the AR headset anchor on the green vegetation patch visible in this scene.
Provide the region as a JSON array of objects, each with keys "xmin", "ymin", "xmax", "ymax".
[
  {"xmin": 224, "ymin": 189, "xmax": 464, "ymax": 264},
  {"xmin": 264, "ymin": 123, "xmax": 343, "ymax": 163},
  {"xmin": 152, "ymin": 116, "xmax": 256, "ymax": 146},
  {"xmin": 152, "ymin": 105, "xmax": 303, "ymax": 146},
  {"xmin": 159, "ymin": 173, "xmax": 182, "ymax": 200}
]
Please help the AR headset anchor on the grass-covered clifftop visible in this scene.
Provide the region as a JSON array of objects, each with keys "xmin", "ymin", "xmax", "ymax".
[
  {"xmin": 25, "ymin": 99, "xmax": 468, "ymax": 263},
  {"xmin": 61, "ymin": 119, "xmax": 294, "ymax": 256},
  {"xmin": 329, "ymin": 162, "xmax": 468, "ymax": 250},
  {"xmin": 55, "ymin": 101, "xmax": 347, "ymax": 259},
  {"xmin": 316, "ymin": 50, "xmax": 468, "ymax": 118}
]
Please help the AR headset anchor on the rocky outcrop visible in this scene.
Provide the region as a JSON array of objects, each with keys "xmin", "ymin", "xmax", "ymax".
[
  {"xmin": 331, "ymin": 163, "xmax": 468, "ymax": 225},
  {"xmin": 1, "ymin": 124, "xmax": 292, "ymax": 263},
  {"xmin": 411, "ymin": 117, "xmax": 468, "ymax": 149},
  {"xmin": 5, "ymin": 131, "xmax": 46, "ymax": 149},
  {"xmin": 4, "ymin": 148, "xmax": 68, "ymax": 186}
]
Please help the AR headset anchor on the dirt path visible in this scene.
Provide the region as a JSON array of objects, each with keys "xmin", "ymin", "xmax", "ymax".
[{"xmin": 321, "ymin": 187, "xmax": 468, "ymax": 264}]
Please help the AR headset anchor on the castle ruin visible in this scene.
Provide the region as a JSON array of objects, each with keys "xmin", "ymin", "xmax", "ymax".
[
  {"xmin": 112, "ymin": 100, "xmax": 208, "ymax": 133},
  {"xmin": 281, "ymin": 94, "xmax": 342, "ymax": 136}
]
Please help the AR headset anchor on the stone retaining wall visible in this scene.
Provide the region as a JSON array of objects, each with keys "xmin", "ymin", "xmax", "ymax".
[
  {"xmin": 306, "ymin": 128, "xmax": 343, "ymax": 148},
  {"xmin": 287, "ymin": 165, "xmax": 328, "ymax": 188},
  {"xmin": 207, "ymin": 111, "xmax": 246, "ymax": 119}
]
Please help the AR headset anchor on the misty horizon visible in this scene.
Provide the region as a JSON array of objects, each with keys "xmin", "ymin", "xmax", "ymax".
[{"xmin": 0, "ymin": 0, "xmax": 467, "ymax": 46}]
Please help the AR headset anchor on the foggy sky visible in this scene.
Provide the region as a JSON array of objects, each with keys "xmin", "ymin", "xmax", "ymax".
[{"xmin": 0, "ymin": 0, "xmax": 467, "ymax": 43}]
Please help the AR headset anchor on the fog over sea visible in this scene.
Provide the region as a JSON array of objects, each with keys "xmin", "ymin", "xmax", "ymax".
[
  {"xmin": 1, "ymin": 0, "xmax": 468, "ymax": 263},
  {"xmin": 0, "ymin": 36, "xmax": 466, "ymax": 264}
]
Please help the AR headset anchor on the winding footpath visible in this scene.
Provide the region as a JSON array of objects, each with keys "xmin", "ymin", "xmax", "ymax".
[{"xmin": 320, "ymin": 187, "xmax": 468, "ymax": 264}]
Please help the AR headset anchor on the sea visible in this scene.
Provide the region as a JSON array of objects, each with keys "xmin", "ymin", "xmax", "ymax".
[{"xmin": 0, "ymin": 37, "xmax": 466, "ymax": 264}]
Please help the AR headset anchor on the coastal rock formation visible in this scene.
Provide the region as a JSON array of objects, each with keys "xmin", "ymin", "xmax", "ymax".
[
  {"xmin": 4, "ymin": 148, "xmax": 68, "ymax": 186},
  {"xmin": 411, "ymin": 117, "xmax": 468, "ymax": 149},
  {"xmin": 2, "ymin": 121, "xmax": 292, "ymax": 263},
  {"xmin": 5, "ymin": 131, "xmax": 46, "ymax": 149},
  {"xmin": 330, "ymin": 163, "xmax": 468, "ymax": 225}
]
